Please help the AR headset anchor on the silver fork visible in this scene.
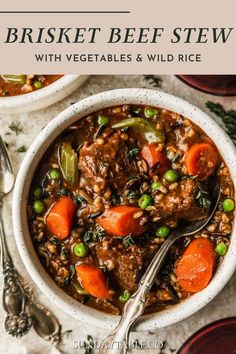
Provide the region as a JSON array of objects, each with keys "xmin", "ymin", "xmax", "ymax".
[{"xmin": 0, "ymin": 135, "xmax": 61, "ymax": 343}]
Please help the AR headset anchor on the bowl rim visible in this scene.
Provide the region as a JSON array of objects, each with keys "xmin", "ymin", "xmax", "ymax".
[
  {"xmin": 0, "ymin": 74, "xmax": 81, "ymax": 109},
  {"xmin": 12, "ymin": 88, "xmax": 236, "ymax": 331}
]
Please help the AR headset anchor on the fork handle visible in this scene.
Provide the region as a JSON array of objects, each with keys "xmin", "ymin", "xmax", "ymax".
[
  {"xmin": 0, "ymin": 200, "xmax": 11, "ymax": 264},
  {"xmin": 98, "ymin": 232, "xmax": 179, "ymax": 354}
]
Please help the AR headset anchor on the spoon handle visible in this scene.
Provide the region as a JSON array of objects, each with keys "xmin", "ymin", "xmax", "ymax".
[
  {"xmin": 0, "ymin": 201, "xmax": 32, "ymax": 337},
  {"xmin": 98, "ymin": 232, "xmax": 178, "ymax": 354}
]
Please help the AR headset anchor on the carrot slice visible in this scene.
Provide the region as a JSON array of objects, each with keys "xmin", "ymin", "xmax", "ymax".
[
  {"xmin": 96, "ymin": 205, "xmax": 145, "ymax": 237},
  {"xmin": 76, "ymin": 264, "xmax": 112, "ymax": 299},
  {"xmin": 185, "ymin": 142, "xmax": 219, "ymax": 180},
  {"xmin": 45, "ymin": 196, "xmax": 76, "ymax": 239},
  {"xmin": 176, "ymin": 238, "xmax": 216, "ymax": 293},
  {"xmin": 141, "ymin": 144, "xmax": 168, "ymax": 174}
]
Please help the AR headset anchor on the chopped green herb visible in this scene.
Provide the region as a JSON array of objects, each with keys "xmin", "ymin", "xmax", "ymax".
[
  {"xmin": 125, "ymin": 147, "xmax": 140, "ymax": 159},
  {"xmin": 72, "ymin": 282, "xmax": 89, "ymax": 295},
  {"xmin": 60, "ymin": 247, "xmax": 68, "ymax": 260},
  {"xmin": 48, "ymin": 168, "xmax": 60, "ymax": 180},
  {"xmin": 51, "ymin": 236, "xmax": 60, "ymax": 245},
  {"xmin": 144, "ymin": 107, "xmax": 159, "ymax": 119},
  {"xmin": 171, "ymin": 152, "xmax": 181, "ymax": 163},
  {"xmin": 144, "ymin": 75, "xmax": 163, "ymax": 88},
  {"xmin": 119, "ymin": 290, "xmax": 131, "ymax": 302},
  {"xmin": 181, "ymin": 174, "xmax": 198, "ymax": 180},
  {"xmin": 84, "ymin": 227, "xmax": 105, "ymax": 245},
  {"xmin": 9, "ymin": 122, "xmax": 23, "ymax": 135},
  {"xmin": 127, "ymin": 190, "xmax": 138, "ymax": 199},
  {"xmin": 62, "ymin": 329, "xmax": 73, "ymax": 338},
  {"xmin": 99, "ymin": 264, "xmax": 108, "ymax": 272},
  {"xmin": 74, "ymin": 195, "xmax": 86, "ymax": 205},
  {"xmin": 16, "ymin": 145, "xmax": 27, "ymax": 153},
  {"xmin": 59, "ymin": 188, "xmax": 68, "ymax": 196},
  {"xmin": 98, "ymin": 115, "xmax": 109, "ymax": 126},
  {"xmin": 63, "ymin": 276, "xmax": 70, "ymax": 287},
  {"xmin": 195, "ymin": 181, "xmax": 211, "ymax": 208},
  {"xmin": 116, "ymin": 234, "xmax": 135, "ymax": 247},
  {"xmin": 69, "ymin": 265, "xmax": 75, "ymax": 278},
  {"xmin": 111, "ymin": 193, "xmax": 121, "ymax": 205}
]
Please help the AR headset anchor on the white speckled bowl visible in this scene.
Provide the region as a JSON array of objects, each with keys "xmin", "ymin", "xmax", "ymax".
[
  {"xmin": 0, "ymin": 75, "xmax": 89, "ymax": 114},
  {"xmin": 12, "ymin": 89, "xmax": 236, "ymax": 331}
]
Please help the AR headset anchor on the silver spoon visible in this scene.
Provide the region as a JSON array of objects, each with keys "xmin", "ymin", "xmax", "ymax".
[
  {"xmin": 99, "ymin": 179, "xmax": 220, "ymax": 354},
  {"xmin": 21, "ymin": 281, "xmax": 61, "ymax": 344},
  {"xmin": 0, "ymin": 136, "xmax": 61, "ymax": 343}
]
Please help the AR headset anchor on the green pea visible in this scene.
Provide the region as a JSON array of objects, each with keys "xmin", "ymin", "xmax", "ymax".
[
  {"xmin": 74, "ymin": 243, "xmax": 89, "ymax": 257},
  {"xmin": 34, "ymin": 80, "xmax": 43, "ymax": 89},
  {"xmin": 215, "ymin": 242, "xmax": 228, "ymax": 256},
  {"xmin": 49, "ymin": 169, "xmax": 60, "ymax": 180},
  {"xmin": 98, "ymin": 115, "xmax": 109, "ymax": 126},
  {"xmin": 164, "ymin": 169, "xmax": 179, "ymax": 183},
  {"xmin": 223, "ymin": 198, "xmax": 235, "ymax": 212},
  {"xmin": 151, "ymin": 181, "xmax": 162, "ymax": 191},
  {"xmin": 156, "ymin": 225, "xmax": 170, "ymax": 238},
  {"xmin": 138, "ymin": 194, "xmax": 153, "ymax": 209},
  {"xmin": 33, "ymin": 187, "xmax": 42, "ymax": 199},
  {"xmin": 33, "ymin": 200, "xmax": 45, "ymax": 214},
  {"xmin": 119, "ymin": 290, "xmax": 131, "ymax": 302},
  {"xmin": 144, "ymin": 107, "xmax": 158, "ymax": 119}
]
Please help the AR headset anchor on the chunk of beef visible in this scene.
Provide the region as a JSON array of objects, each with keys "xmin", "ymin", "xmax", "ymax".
[
  {"xmin": 95, "ymin": 240, "xmax": 157, "ymax": 292},
  {"xmin": 79, "ymin": 132, "xmax": 138, "ymax": 193},
  {"xmin": 153, "ymin": 179, "xmax": 208, "ymax": 222}
]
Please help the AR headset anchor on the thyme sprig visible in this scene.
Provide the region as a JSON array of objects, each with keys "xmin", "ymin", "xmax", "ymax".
[
  {"xmin": 182, "ymin": 175, "xmax": 211, "ymax": 208},
  {"xmin": 144, "ymin": 75, "xmax": 163, "ymax": 88},
  {"xmin": 116, "ymin": 234, "xmax": 135, "ymax": 247},
  {"xmin": 206, "ymin": 101, "xmax": 236, "ymax": 144},
  {"xmin": 9, "ymin": 122, "xmax": 23, "ymax": 135},
  {"xmin": 84, "ymin": 227, "xmax": 105, "ymax": 244},
  {"xmin": 125, "ymin": 147, "xmax": 140, "ymax": 159},
  {"xmin": 16, "ymin": 145, "xmax": 27, "ymax": 153}
]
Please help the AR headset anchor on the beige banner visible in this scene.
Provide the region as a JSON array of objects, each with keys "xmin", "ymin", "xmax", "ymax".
[{"xmin": 0, "ymin": 0, "xmax": 235, "ymax": 73}]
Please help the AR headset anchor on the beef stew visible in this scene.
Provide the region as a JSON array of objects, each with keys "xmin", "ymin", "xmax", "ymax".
[{"xmin": 28, "ymin": 104, "xmax": 235, "ymax": 315}]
